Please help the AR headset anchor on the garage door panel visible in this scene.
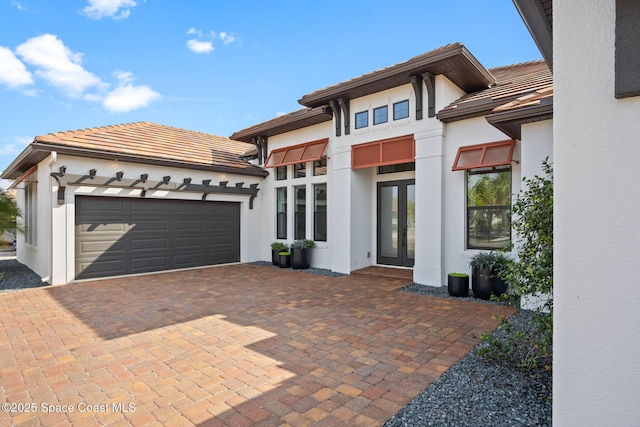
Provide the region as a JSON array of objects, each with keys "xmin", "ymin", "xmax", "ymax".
[
  {"xmin": 76, "ymin": 196, "xmax": 240, "ymax": 280},
  {"xmin": 79, "ymin": 240, "xmax": 126, "ymax": 253},
  {"xmin": 130, "ymin": 238, "xmax": 169, "ymax": 250}
]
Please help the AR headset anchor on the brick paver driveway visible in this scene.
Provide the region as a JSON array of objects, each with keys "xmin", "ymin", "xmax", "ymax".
[{"xmin": 0, "ymin": 265, "xmax": 513, "ymax": 426}]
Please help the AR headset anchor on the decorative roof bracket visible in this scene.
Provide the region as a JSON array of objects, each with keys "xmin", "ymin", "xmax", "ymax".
[
  {"xmin": 422, "ymin": 72, "xmax": 436, "ymax": 118},
  {"xmin": 410, "ymin": 75, "xmax": 424, "ymax": 120},
  {"xmin": 338, "ymin": 98, "xmax": 350, "ymax": 135},
  {"xmin": 50, "ymin": 168, "xmax": 260, "ymax": 208},
  {"xmin": 329, "ymin": 99, "xmax": 342, "ymax": 137}
]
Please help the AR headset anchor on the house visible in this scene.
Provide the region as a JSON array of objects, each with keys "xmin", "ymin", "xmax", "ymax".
[
  {"xmin": 1, "ymin": 122, "xmax": 267, "ymax": 284},
  {"xmin": 515, "ymin": 0, "xmax": 640, "ymax": 425},
  {"xmin": 2, "ymin": 43, "xmax": 554, "ymax": 287},
  {"xmin": 232, "ymin": 43, "xmax": 553, "ymax": 287}
]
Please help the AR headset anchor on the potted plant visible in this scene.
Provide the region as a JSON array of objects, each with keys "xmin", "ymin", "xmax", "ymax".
[
  {"xmin": 278, "ymin": 251, "xmax": 291, "ymax": 268},
  {"xmin": 447, "ymin": 273, "xmax": 469, "ymax": 297},
  {"xmin": 271, "ymin": 242, "xmax": 289, "ymax": 266},
  {"xmin": 469, "ymin": 251, "xmax": 512, "ymax": 300},
  {"xmin": 290, "ymin": 239, "xmax": 315, "ymax": 269}
]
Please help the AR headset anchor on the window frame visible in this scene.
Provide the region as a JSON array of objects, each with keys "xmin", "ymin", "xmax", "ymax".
[
  {"xmin": 466, "ymin": 167, "xmax": 511, "ymax": 250},
  {"xmin": 276, "ymin": 187, "xmax": 287, "ymax": 239},
  {"xmin": 276, "ymin": 166, "xmax": 287, "ymax": 180},
  {"xmin": 313, "ymin": 183, "xmax": 327, "ymax": 242},
  {"xmin": 294, "ymin": 185, "xmax": 306, "ymax": 240},
  {"xmin": 393, "ymin": 100, "xmax": 409, "ymax": 121},
  {"xmin": 373, "ymin": 105, "xmax": 388, "ymax": 125},
  {"xmin": 24, "ymin": 181, "xmax": 37, "ymax": 245},
  {"xmin": 355, "ymin": 111, "xmax": 369, "ymax": 129}
]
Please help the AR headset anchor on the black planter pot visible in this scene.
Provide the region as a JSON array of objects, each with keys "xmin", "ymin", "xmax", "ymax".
[
  {"xmin": 448, "ymin": 275, "xmax": 469, "ymax": 297},
  {"xmin": 492, "ymin": 267, "xmax": 509, "ymax": 297},
  {"xmin": 271, "ymin": 249, "xmax": 280, "ymax": 266},
  {"xmin": 472, "ymin": 266, "xmax": 493, "ymax": 300},
  {"xmin": 279, "ymin": 254, "xmax": 291, "ymax": 268},
  {"xmin": 472, "ymin": 266, "xmax": 509, "ymax": 299},
  {"xmin": 291, "ymin": 247, "xmax": 310, "ymax": 269}
]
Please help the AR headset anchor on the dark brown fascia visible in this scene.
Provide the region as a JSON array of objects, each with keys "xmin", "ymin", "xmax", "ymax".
[
  {"xmin": 513, "ymin": 0, "xmax": 553, "ymax": 68},
  {"xmin": 230, "ymin": 107, "xmax": 332, "ymax": 143},
  {"xmin": 1, "ymin": 142, "xmax": 268, "ymax": 180},
  {"xmin": 298, "ymin": 43, "xmax": 495, "ymax": 108},
  {"xmin": 485, "ymin": 97, "xmax": 554, "ymax": 140}
]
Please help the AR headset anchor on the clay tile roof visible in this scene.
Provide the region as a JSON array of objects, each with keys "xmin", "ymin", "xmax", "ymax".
[
  {"xmin": 437, "ymin": 60, "xmax": 552, "ymax": 122},
  {"xmin": 2, "ymin": 122, "xmax": 267, "ymax": 180}
]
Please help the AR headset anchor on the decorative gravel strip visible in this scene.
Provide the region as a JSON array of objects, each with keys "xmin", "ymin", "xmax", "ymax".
[
  {"xmin": 384, "ymin": 309, "xmax": 552, "ymax": 427},
  {"xmin": 0, "ymin": 259, "xmax": 49, "ymax": 292}
]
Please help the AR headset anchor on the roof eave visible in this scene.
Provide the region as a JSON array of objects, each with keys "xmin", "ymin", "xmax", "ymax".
[
  {"xmin": 230, "ymin": 107, "xmax": 332, "ymax": 143},
  {"xmin": 486, "ymin": 98, "xmax": 554, "ymax": 139},
  {"xmin": 513, "ymin": 0, "xmax": 553, "ymax": 69},
  {"xmin": 2, "ymin": 142, "xmax": 268, "ymax": 180},
  {"xmin": 298, "ymin": 44, "xmax": 496, "ymax": 108}
]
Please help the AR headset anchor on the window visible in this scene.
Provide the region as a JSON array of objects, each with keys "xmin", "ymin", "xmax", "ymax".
[
  {"xmin": 393, "ymin": 100, "xmax": 409, "ymax": 120},
  {"xmin": 294, "ymin": 186, "xmax": 306, "ymax": 240},
  {"xmin": 24, "ymin": 182, "xmax": 37, "ymax": 245},
  {"xmin": 373, "ymin": 106, "xmax": 388, "ymax": 125},
  {"xmin": 313, "ymin": 158, "xmax": 327, "ymax": 176},
  {"xmin": 314, "ymin": 184, "xmax": 327, "ymax": 241},
  {"xmin": 467, "ymin": 168, "xmax": 511, "ymax": 249},
  {"xmin": 293, "ymin": 163, "xmax": 306, "ymax": 178},
  {"xmin": 378, "ymin": 162, "xmax": 415, "ymax": 174},
  {"xmin": 355, "ymin": 111, "xmax": 368, "ymax": 129},
  {"xmin": 276, "ymin": 187, "xmax": 287, "ymax": 239},
  {"xmin": 276, "ymin": 166, "xmax": 287, "ymax": 180}
]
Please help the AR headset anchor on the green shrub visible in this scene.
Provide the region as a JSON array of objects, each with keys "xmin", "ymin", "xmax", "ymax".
[{"xmin": 481, "ymin": 159, "xmax": 553, "ymax": 371}]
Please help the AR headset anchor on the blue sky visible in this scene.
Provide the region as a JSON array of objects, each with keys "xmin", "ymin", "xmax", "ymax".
[{"xmin": 0, "ymin": 0, "xmax": 541, "ymax": 174}]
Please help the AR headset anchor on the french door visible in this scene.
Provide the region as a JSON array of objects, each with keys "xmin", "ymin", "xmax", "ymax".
[{"xmin": 377, "ymin": 180, "xmax": 415, "ymax": 267}]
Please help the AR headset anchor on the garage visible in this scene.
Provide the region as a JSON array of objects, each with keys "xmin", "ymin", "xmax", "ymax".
[{"xmin": 75, "ymin": 196, "xmax": 240, "ymax": 280}]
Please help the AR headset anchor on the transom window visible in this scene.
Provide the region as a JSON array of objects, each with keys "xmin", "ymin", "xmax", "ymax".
[
  {"xmin": 355, "ymin": 111, "xmax": 368, "ymax": 129},
  {"xmin": 467, "ymin": 168, "xmax": 511, "ymax": 249},
  {"xmin": 393, "ymin": 100, "xmax": 409, "ymax": 120},
  {"xmin": 373, "ymin": 106, "xmax": 388, "ymax": 125},
  {"xmin": 293, "ymin": 163, "xmax": 306, "ymax": 178},
  {"xmin": 276, "ymin": 166, "xmax": 287, "ymax": 180}
]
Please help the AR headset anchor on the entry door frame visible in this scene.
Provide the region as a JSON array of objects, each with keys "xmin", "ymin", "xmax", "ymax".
[{"xmin": 376, "ymin": 179, "xmax": 415, "ymax": 267}]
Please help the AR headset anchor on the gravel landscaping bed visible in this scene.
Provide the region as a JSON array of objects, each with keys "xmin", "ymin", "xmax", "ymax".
[{"xmin": 0, "ymin": 258, "xmax": 49, "ymax": 292}]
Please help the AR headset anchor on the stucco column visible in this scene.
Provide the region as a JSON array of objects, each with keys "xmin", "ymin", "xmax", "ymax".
[
  {"xmin": 413, "ymin": 129, "xmax": 444, "ymax": 287},
  {"xmin": 330, "ymin": 146, "xmax": 352, "ymax": 274}
]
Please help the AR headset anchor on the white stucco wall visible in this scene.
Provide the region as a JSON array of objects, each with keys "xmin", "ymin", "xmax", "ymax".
[
  {"xmin": 15, "ymin": 157, "xmax": 53, "ymax": 281},
  {"xmin": 441, "ymin": 117, "xmax": 522, "ymax": 281},
  {"xmin": 554, "ymin": 1, "xmax": 640, "ymax": 425},
  {"xmin": 21, "ymin": 154, "xmax": 264, "ymax": 284},
  {"xmin": 260, "ymin": 122, "xmax": 333, "ymax": 269}
]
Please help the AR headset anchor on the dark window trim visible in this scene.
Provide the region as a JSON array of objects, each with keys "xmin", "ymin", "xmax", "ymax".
[
  {"xmin": 373, "ymin": 105, "xmax": 388, "ymax": 125},
  {"xmin": 393, "ymin": 100, "xmax": 410, "ymax": 120},
  {"xmin": 466, "ymin": 167, "xmax": 511, "ymax": 250},
  {"xmin": 355, "ymin": 111, "xmax": 369, "ymax": 129}
]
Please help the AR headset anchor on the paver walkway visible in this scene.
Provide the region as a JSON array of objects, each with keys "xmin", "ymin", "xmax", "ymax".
[{"xmin": 0, "ymin": 264, "xmax": 513, "ymax": 426}]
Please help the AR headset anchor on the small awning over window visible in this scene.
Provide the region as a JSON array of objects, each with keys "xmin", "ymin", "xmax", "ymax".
[
  {"xmin": 264, "ymin": 138, "xmax": 328, "ymax": 168},
  {"xmin": 352, "ymin": 135, "xmax": 415, "ymax": 169},
  {"xmin": 452, "ymin": 140, "xmax": 515, "ymax": 171}
]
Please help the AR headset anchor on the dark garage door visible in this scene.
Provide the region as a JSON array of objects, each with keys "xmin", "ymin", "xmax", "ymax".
[{"xmin": 75, "ymin": 196, "xmax": 240, "ymax": 280}]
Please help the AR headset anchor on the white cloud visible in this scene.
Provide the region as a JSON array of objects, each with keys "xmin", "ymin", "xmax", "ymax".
[
  {"xmin": 187, "ymin": 39, "xmax": 214, "ymax": 54},
  {"xmin": 0, "ymin": 46, "xmax": 33, "ymax": 89},
  {"xmin": 11, "ymin": 1, "xmax": 27, "ymax": 11},
  {"xmin": 114, "ymin": 70, "xmax": 134, "ymax": 84},
  {"xmin": 16, "ymin": 34, "xmax": 105, "ymax": 98},
  {"xmin": 186, "ymin": 28, "xmax": 203, "ymax": 37},
  {"xmin": 82, "ymin": 0, "xmax": 137, "ymax": 20},
  {"xmin": 103, "ymin": 82, "xmax": 160, "ymax": 113},
  {"xmin": 218, "ymin": 32, "xmax": 236, "ymax": 45}
]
